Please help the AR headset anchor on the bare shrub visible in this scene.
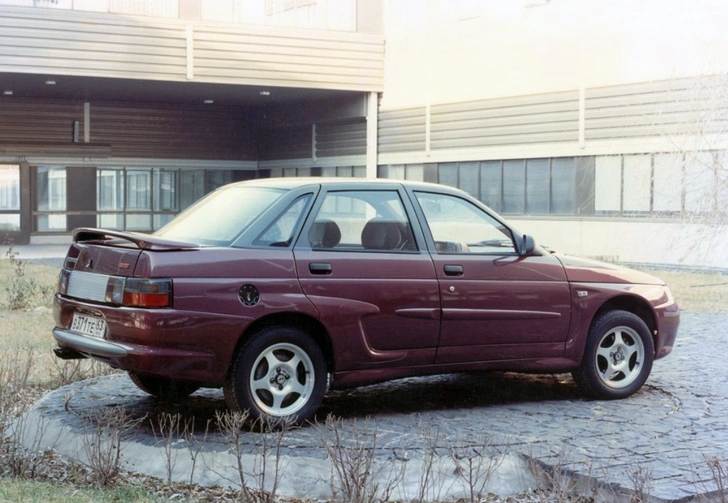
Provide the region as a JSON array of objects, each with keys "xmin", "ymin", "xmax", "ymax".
[
  {"xmin": 526, "ymin": 445, "xmax": 582, "ymax": 500},
  {"xmin": 215, "ymin": 409, "xmax": 255, "ymax": 499},
  {"xmin": 0, "ymin": 410, "xmax": 60, "ymax": 479},
  {"xmin": 316, "ymin": 414, "xmax": 403, "ymax": 503},
  {"xmin": 183, "ymin": 417, "xmax": 212, "ymax": 488},
  {"xmin": 412, "ymin": 422, "xmax": 444, "ymax": 503},
  {"xmin": 706, "ymin": 456, "xmax": 728, "ymax": 503},
  {"xmin": 627, "ymin": 464, "xmax": 653, "ymax": 503},
  {"xmin": 447, "ymin": 433, "xmax": 504, "ymax": 503},
  {"xmin": 81, "ymin": 406, "xmax": 146, "ymax": 486},
  {"xmin": 249, "ymin": 415, "xmax": 292, "ymax": 503},
  {"xmin": 151, "ymin": 412, "xmax": 184, "ymax": 485},
  {"xmin": 214, "ymin": 409, "xmax": 292, "ymax": 503},
  {"xmin": 0, "ymin": 349, "xmax": 35, "ymax": 419}
]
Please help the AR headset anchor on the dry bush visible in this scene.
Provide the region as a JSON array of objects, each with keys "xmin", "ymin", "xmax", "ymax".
[
  {"xmin": 316, "ymin": 414, "xmax": 403, "ymax": 503},
  {"xmin": 446, "ymin": 433, "xmax": 504, "ymax": 503},
  {"xmin": 706, "ymin": 456, "xmax": 728, "ymax": 503},
  {"xmin": 81, "ymin": 406, "xmax": 146, "ymax": 487},
  {"xmin": 214, "ymin": 410, "xmax": 292, "ymax": 503},
  {"xmin": 0, "ymin": 349, "xmax": 35, "ymax": 419},
  {"xmin": 0, "ymin": 412, "xmax": 60, "ymax": 479},
  {"xmin": 182, "ymin": 416, "xmax": 212, "ymax": 489},
  {"xmin": 412, "ymin": 422, "xmax": 445, "ymax": 503},
  {"xmin": 627, "ymin": 464, "xmax": 653, "ymax": 503},
  {"xmin": 151, "ymin": 412, "xmax": 185, "ymax": 486},
  {"xmin": 526, "ymin": 446, "xmax": 581, "ymax": 500}
]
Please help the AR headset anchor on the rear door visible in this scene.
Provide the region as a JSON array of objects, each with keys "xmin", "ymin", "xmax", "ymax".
[
  {"xmin": 294, "ymin": 184, "xmax": 440, "ymax": 372},
  {"xmin": 410, "ymin": 189, "xmax": 572, "ymax": 364}
]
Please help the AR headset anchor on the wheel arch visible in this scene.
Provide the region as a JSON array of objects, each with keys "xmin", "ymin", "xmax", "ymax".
[
  {"xmin": 233, "ymin": 312, "xmax": 334, "ymax": 375},
  {"xmin": 591, "ymin": 295, "xmax": 657, "ymax": 348}
]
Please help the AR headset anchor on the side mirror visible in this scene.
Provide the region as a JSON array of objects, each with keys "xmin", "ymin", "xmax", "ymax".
[{"xmin": 517, "ymin": 234, "xmax": 536, "ymax": 256}]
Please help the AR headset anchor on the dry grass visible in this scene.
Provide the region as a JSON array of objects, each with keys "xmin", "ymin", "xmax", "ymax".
[
  {"xmin": 647, "ymin": 268, "xmax": 728, "ymax": 313},
  {"xmin": 0, "ymin": 259, "xmax": 59, "ymax": 387}
]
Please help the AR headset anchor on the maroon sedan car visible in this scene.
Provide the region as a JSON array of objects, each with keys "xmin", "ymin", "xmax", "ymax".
[{"xmin": 52, "ymin": 178, "xmax": 679, "ymax": 424}]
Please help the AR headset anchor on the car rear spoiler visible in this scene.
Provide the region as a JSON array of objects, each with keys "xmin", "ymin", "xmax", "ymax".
[{"xmin": 73, "ymin": 228, "xmax": 200, "ymax": 251}]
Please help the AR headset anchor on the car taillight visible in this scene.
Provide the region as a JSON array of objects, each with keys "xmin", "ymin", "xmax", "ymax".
[
  {"xmin": 121, "ymin": 278, "xmax": 172, "ymax": 308},
  {"xmin": 57, "ymin": 269, "xmax": 70, "ymax": 294},
  {"xmin": 58, "ymin": 269, "xmax": 172, "ymax": 308}
]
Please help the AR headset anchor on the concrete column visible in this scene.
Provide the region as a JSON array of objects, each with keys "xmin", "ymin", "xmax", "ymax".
[{"xmin": 366, "ymin": 91, "xmax": 378, "ymax": 178}]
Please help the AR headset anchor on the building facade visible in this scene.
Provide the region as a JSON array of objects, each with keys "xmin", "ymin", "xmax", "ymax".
[{"xmin": 1, "ymin": 0, "xmax": 727, "ymax": 268}]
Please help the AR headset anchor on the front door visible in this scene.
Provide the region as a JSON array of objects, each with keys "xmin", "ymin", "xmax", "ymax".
[{"xmin": 411, "ymin": 190, "xmax": 572, "ymax": 364}]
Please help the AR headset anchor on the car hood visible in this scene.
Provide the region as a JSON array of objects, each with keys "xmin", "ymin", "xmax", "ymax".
[{"xmin": 555, "ymin": 254, "xmax": 665, "ymax": 285}]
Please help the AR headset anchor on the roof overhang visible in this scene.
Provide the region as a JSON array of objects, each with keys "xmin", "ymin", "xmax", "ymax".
[{"xmin": 0, "ymin": 72, "xmax": 362, "ymax": 108}]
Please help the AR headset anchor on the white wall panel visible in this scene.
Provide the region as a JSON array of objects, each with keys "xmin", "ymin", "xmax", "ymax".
[
  {"xmin": 653, "ymin": 153, "xmax": 683, "ymax": 211},
  {"xmin": 594, "ymin": 156, "xmax": 621, "ymax": 211},
  {"xmin": 684, "ymin": 151, "xmax": 717, "ymax": 212},
  {"xmin": 622, "ymin": 154, "xmax": 651, "ymax": 212}
]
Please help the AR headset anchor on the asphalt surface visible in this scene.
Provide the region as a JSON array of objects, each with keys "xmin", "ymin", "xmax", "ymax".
[{"xmin": 17, "ymin": 310, "xmax": 728, "ymax": 501}]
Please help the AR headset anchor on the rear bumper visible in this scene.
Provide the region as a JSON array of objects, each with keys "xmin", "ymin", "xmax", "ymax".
[
  {"xmin": 53, "ymin": 294, "xmax": 253, "ymax": 386},
  {"xmin": 53, "ymin": 328, "xmax": 130, "ymax": 358}
]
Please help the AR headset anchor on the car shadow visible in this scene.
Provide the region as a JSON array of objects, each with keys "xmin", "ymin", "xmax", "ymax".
[
  {"xmin": 119, "ymin": 371, "xmax": 583, "ymax": 435},
  {"xmin": 316, "ymin": 371, "xmax": 582, "ymax": 420}
]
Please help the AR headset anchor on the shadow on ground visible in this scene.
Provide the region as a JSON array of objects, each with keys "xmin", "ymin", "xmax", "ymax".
[{"xmin": 102, "ymin": 371, "xmax": 583, "ymax": 437}]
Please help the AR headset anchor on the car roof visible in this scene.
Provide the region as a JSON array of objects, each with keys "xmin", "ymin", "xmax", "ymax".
[{"xmin": 227, "ymin": 177, "xmax": 450, "ymax": 192}]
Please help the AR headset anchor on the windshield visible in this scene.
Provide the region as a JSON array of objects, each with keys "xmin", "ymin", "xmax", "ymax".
[{"xmin": 155, "ymin": 186, "xmax": 286, "ymax": 245}]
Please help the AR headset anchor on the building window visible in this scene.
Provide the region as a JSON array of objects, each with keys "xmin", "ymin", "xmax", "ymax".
[
  {"xmin": 550, "ymin": 158, "xmax": 576, "ymax": 215},
  {"xmin": 36, "ymin": 166, "xmax": 67, "ymax": 232},
  {"xmin": 125, "ymin": 169, "xmax": 152, "ymax": 231},
  {"xmin": 0, "ymin": 165, "xmax": 20, "ymax": 232},
  {"xmin": 683, "ymin": 151, "xmax": 728, "ymax": 219},
  {"xmin": 97, "ymin": 169, "xmax": 125, "ymax": 229},
  {"xmin": 431, "ymin": 158, "xmax": 578, "ymax": 216},
  {"xmin": 594, "ymin": 151, "xmax": 728, "ymax": 218},
  {"xmin": 622, "ymin": 155, "xmax": 652, "ymax": 213},
  {"xmin": 266, "ymin": 166, "xmax": 366, "ymax": 178},
  {"xmin": 377, "ymin": 164, "xmax": 424, "ymax": 181},
  {"xmin": 97, "ymin": 167, "xmax": 213, "ymax": 232},
  {"xmin": 180, "ymin": 170, "xmax": 206, "ymax": 210},
  {"xmin": 320, "ymin": 166, "xmax": 366, "ymax": 177},
  {"xmin": 594, "ymin": 156, "xmax": 621, "ymax": 213},
  {"xmin": 384, "ymin": 152, "xmax": 726, "ymax": 220},
  {"xmin": 653, "ymin": 154, "xmax": 683, "ymax": 212}
]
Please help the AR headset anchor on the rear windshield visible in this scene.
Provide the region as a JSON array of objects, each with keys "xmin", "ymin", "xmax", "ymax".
[{"xmin": 155, "ymin": 186, "xmax": 286, "ymax": 246}]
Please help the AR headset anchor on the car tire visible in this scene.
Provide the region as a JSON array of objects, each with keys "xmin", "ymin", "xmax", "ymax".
[
  {"xmin": 128, "ymin": 372, "xmax": 200, "ymax": 401},
  {"xmin": 224, "ymin": 326, "xmax": 327, "ymax": 426},
  {"xmin": 572, "ymin": 310, "xmax": 654, "ymax": 399}
]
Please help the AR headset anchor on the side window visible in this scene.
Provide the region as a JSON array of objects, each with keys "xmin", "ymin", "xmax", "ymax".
[
  {"xmin": 255, "ymin": 194, "xmax": 312, "ymax": 247},
  {"xmin": 308, "ymin": 190, "xmax": 417, "ymax": 252},
  {"xmin": 415, "ymin": 192, "xmax": 515, "ymax": 254}
]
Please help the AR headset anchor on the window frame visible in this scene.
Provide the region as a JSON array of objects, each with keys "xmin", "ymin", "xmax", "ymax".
[
  {"xmin": 411, "ymin": 189, "xmax": 518, "ymax": 256},
  {"xmin": 297, "ymin": 186, "xmax": 423, "ymax": 254}
]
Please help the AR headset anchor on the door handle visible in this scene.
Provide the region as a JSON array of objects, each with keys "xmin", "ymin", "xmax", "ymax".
[
  {"xmin": 309, "ymin": 262, "xmax": 332, "ymax": 275},
  {"xmin": 443, "ymin": 264, "xmax": 463, "ymax": 276}
]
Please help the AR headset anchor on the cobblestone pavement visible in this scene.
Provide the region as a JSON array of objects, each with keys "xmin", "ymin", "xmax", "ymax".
[{"xmin": 25, "ymin": 312, "xmax": 728, "ymax": 501}]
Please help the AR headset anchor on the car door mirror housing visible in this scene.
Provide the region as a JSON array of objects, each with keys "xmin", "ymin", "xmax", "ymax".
[{"xmin": 517, "ymin": 234, "xmax": 537, "ymax": 256}]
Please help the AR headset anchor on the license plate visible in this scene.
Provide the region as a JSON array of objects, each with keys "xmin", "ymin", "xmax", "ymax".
[{"xmin": 70, "ymin": 313, "xmax": 107, "ymax": 338}]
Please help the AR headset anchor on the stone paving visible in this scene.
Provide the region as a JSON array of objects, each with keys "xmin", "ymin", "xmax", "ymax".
[{"xmin": 21, "ymin": 312, "xmax": 728, "ymax": 501}]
